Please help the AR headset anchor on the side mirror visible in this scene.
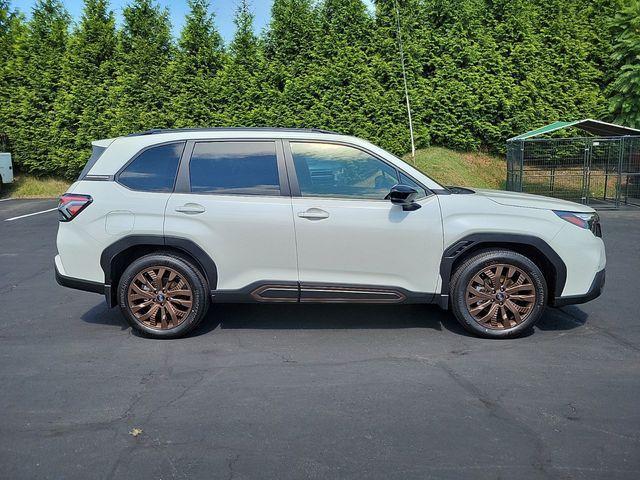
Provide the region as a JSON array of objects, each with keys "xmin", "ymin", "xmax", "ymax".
[{"xmin": 385, "ymin": 184, "xmax": 421, "ymax": 211}]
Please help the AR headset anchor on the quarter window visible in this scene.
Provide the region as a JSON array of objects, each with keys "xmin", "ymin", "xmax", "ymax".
[
  {"xmin": 118, "ymin": 142, "xmax": 184, "ymax": 192},
  {"xmin": 291, "ymin": 142, "xmax": 403, "ymax": 199},
  {"xmin": 189, "ymin": 141, "xmax": 280, "ymax": 195},
  {"xmin": 399, "ymin": 172, "xmax": 428, "ymax": 198}
]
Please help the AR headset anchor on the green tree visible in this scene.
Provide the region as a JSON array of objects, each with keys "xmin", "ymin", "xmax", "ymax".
[
  {"xmin": 297, "ymin": 0, "xmax": 409, "ymax": 154},
  {"xmin": 169, "ymin": 0, "xmax": 225, "ymax": 128},
  {"xmin": 106, "ymin": 0, "xmax": 173, "ymax": 135},
  {"xmin": 266, "ymin": 0, "xmax": 318, "ymax": 67},
  {"xmin": 0, "ymin": 1, "xmax": 26, "ymax": 141},
  {"xmin": 607, "ymin": 0, "xmax": 640, "ymax": 128},
  {"xmin": 215, "ymin": 0, "xmax": 275, "ymax": 126},
  {"xmin": 372, "ymin": 0, "xmax": 430, "ymax": 155},
  {"xmin": 49, "ymin": 0, "xmax": 117, "ymax": 177},
  {"xmin": 3, "ymin": 0, "xmax": 69, "ymax": 174},
  {"xmin": 264, "ymin": 0, "xmax": 320, "ymax": 127}
]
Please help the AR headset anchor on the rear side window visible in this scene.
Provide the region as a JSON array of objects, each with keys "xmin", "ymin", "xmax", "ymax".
[
  {"xmin": 118, "ymin": 142, "xmax": 184, "ymax": 192},
  {"xmin": 78, "ymin": 145, "xmax": 106, "ymax": 180},
  {"xmin": 189, "ymin": 141, "xmax": 280, "ymax": 195}
]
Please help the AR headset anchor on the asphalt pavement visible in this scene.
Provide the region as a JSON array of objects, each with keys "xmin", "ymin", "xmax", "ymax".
[{"xmin": 0, "ymin": 198, "xmax": 639, "ymax": 479}]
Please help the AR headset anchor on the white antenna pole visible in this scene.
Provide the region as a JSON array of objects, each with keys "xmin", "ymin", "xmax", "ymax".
[{"xmin": 394, "ymin": 0, "xmax": 416, "ymax": 164}]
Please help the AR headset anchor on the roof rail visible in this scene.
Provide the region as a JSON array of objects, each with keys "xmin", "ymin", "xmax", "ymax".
[{"xmin": 125, "ymin": 127, "xmax": 341, "ymax": 137}]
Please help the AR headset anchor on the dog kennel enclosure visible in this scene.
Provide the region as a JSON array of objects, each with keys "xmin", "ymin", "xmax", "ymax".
[{"xmin": 506, "ymin": 119, "xmax": 640, "ymax": 208}]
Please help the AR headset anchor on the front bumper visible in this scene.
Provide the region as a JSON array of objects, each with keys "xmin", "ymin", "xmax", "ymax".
[{"xmin": 552, "ymin": 269, "xmax": 605, "ymax": 307}]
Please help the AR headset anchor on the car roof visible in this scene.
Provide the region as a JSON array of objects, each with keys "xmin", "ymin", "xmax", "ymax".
[{"xmin": 125, "ymin": 127, "xmax": 341, "ymax": 137}]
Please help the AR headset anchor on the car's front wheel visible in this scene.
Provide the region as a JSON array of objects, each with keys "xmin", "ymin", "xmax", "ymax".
[
  {"xmin": 118, "ymin": 253, "xmax": 210, "ymax": 339},
  {"xmin": 450, "ymin": 249, "xmax": 547, "ymax": 338}
]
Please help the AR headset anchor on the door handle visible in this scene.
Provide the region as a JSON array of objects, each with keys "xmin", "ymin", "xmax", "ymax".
[
  {"xmin": 297, "ymin": 208, "xmax": 330, "ymax": 220},
  {"xmin": 175, "ymin": 203, "xmax": 206, "ymax": 214}
]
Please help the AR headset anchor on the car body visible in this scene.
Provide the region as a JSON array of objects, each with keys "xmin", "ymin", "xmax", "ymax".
[
  {"xmin": 55, "ymin": 128, "xmax": 605, "ymax": 338},
  {"xmin": 0, "ymin": 152, "xmax": 14, "ymax": 189}
]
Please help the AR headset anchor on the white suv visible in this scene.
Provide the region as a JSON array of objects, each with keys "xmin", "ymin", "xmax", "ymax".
[{"xmin": 55, "ymin": 128, "xmax": 605, "ymax": 339}]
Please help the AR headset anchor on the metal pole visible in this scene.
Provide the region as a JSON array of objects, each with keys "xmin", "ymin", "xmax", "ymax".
[
  {"xmin": 581, "ymin": 141, "xmax": 590, "ymax": 205},
  {"xmin": 519, "ymin": 140, "xmax": 525, "ymax": 192},
  {"xmin": 616, "ymin": 137, "xmax": 625, "ymax": 207},
  {"xmin": 394, "ymin": 0, "xmax": 416, "ymax": 164}
]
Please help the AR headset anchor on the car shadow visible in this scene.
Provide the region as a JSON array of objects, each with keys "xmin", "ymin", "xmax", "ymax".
[
  {"xmin": 81, "ymin": 302, "xmax": 129, "ymax": 330},
  {"xmin": 79, "ymin": 301, "xmax": 588, "ymax": 338},
  {"xmin": 201, "ymin": 303, "xmax": 456, "ymax": 334},
  {"xmin": 536, "ymin": 305, "xmax": 589, "ymax": 331}
]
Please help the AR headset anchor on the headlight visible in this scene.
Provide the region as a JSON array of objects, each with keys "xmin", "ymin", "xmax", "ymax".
[{"xmin": 553, "ymin": 210, "xmax": 601, "ymax": 237}]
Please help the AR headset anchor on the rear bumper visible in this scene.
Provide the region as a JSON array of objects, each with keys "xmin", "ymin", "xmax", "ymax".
[
  {"xmin": 552, "ymin": 269, "xmax": 605, "ymax": 307},
  {"xmin": 55, "ymin": 264, "xmax": 105, "ymax": 295}
]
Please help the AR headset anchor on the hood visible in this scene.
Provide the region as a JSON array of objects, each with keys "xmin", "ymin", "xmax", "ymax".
[{"xmin": 472, "ymin": 188, "xmax": 595, "ymax": 213}]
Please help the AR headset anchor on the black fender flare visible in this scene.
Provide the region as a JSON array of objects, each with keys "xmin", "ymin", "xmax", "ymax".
[
  {"xmin": 100, "ymin": 235, "xmax": 218, "ymax": 306},
  {"xmin": 438, "ymin": 233, "xmax": 567, "ymax": 309}
]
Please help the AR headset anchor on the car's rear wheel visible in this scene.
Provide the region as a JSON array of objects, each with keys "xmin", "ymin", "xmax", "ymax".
[
  {"xmin": 450, "ymin": 249, "xmax": 546, "ymax": 338},
  {"xmin": 118, "ymin": 253, "xmax": 209, "ymax": 339}
]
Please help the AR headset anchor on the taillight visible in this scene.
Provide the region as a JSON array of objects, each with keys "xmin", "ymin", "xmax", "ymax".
[{"xmin": 58, "ymin": 194, "xmax": 92, "ymax": 222}]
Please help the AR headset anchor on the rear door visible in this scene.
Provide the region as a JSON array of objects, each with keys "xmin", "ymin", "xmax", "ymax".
[
  {"xmin": 285, "ymin": 140, "xmax": 443, "ymax": 299},
  {"xmin": 164, "ymin": 139, "xmax": 298, "ymax": 294}
]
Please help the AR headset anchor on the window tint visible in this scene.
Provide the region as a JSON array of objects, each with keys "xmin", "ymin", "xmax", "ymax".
[
  {"xmin": 291, "ymin": 142, "xmax": 400, "ymax": 199},
  {"xmin": 118, "ymin": 142, "xmax": 184, "ymax": 192},
  {"xmin": 189, "ymin": 141, "xmax": 280, "ymax": 195}
]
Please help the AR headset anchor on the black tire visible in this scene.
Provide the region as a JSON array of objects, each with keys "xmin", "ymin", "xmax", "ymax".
[
  {"xmin": 118, "ymin": 252, "xmax": 210, "ymax": 339},
  {"xmin": 450, "ymin": 249, "xmax": 547, "ymax": 339}
]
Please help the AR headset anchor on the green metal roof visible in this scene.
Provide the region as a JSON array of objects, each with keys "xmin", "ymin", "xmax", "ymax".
[{"xmin": 508, "ymin": 119, "xmax": 640, "ymax": 141}]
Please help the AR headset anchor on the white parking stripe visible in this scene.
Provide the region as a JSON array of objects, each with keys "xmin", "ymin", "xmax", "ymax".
[
  {"xmin": 0, "ymin": 197, "xmax": 16, "ymax": 202},
  {"xmin": 4, "ymin": 208, "xmax": 57, "ymax": 222}
]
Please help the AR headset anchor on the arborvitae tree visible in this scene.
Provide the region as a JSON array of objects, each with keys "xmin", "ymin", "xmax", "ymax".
[
  {"xmin": 215, "ymin": 0, "xmax": 274, "ymax": 126},
  {"xmin": 321, "ymin": 0, "xmax": 371, "ymax": 48},
  {"xmin": 266, "ymin": 0, "xmax": 318, "ymax": 67},
  {"xmin": 410, "ymin": 0, "xmax": 508, "ymax": 151},
  {"xmin": 49, "ymin": 0, "xmax": 117, "ymax": 178},
  {"xmin": 372, "ymin": 0, "xmax": 430, "ymax": 155},
  {"xmin": 106, "ymin": 0, "xmax": 173, "ymax": 135},
  {"xmin": 264, "ymin": 0, "xmax": 320, "ymax": 127},
  {"xmin": 3, "ymin": 0, "xmax": 69, "ymax": 174},
  {"xmin": 607, "ymin": 0, "xmax": 640, "ymax": 128},
  {"xmin": 0, "ymin": 2, "xmax": 25, "ymax": 140},
  {"xmin": 169, "ymin": 0, "xmax": 225, "ymax": 128},
  {"xmin": 0, "ymin": 1, "xmax": 22, "ymax": 69},
  {"xmin": 533, "ymin": 0, "xmax": 606, "ymax": 121},
  {"xmin": 296, "ymin": 0, "xmax": 410, "ymax": 154}
]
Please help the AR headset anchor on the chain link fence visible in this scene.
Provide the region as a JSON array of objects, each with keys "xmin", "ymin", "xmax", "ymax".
[{"xmin": 507, "ymin": 136, "xmax": 640, "ymax": 208}]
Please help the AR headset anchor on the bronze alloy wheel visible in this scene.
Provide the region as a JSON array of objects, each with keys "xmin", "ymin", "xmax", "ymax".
[
  {"xmin": 127, "ymin": 266, "xmax": 193, "ymax": 330},
  {"xmin": 465, "ymin": 263, "xmax": 536, "ymax": 330}
]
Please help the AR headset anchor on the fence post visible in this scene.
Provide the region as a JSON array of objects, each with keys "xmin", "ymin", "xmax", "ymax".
[
  {"xmin": 616, "ymin": 137, "xmax": 625, "ymax": 207},
  {"xmin": 582, "ymin": 141, "xmax": 590, "ymax": 205},
  {"xmin": 519, "ymin": 140, "xmax": 524, "ymax": 192}
]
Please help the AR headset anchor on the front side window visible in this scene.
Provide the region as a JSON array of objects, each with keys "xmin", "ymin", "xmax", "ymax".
[
  {"xmin": 118, "ymin": 142, "xmax": 184, "ymax": 192},
  {"xmin": 189, "ymin": 141, "xmax": 280, "ymax": 195},
  {"xmin": 291, "ymin": 142, "xmax": 411, "ymax": 200}
]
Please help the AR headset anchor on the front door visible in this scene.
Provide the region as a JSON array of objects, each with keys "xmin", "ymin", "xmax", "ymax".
[{"xmin": 285, "ymin": 140, "xmax": 443, "ymax": 300}]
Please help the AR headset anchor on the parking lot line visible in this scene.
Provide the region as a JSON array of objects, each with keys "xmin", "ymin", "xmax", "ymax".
[{"xmin": 4, "ymin": 207, "xmax": 57, "ymax": 222}]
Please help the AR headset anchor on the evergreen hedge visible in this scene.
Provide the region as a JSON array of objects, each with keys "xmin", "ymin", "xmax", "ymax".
[{"xmin": 0, "ymin": 0, "xmax": 634, "ymax": 179}]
